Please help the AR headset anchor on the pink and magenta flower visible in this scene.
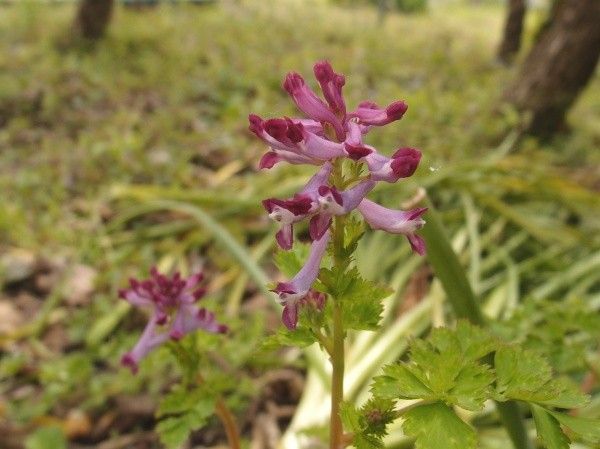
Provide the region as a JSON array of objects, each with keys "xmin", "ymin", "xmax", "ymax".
[
  {"xmin": 119, "ymin": 267, "xmax": 227, "ymax": 373},
  {"xmin": 251, "ymin": 60, "xmax": 427, "ymax": 330},
  {"xmin": 357, "ymin": 200, "xmax": 428, "ymax": 255},
  {"xmin": 272, "ymin": 231, "xmax": 330, "ymax": 330}
]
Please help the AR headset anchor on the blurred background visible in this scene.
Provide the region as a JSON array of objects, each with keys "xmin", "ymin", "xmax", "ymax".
[{"xmin": 0, "ymin": 0, "xmax": 599, "ymax": 448}]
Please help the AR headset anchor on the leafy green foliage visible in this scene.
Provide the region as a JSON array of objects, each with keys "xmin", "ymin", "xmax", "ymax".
[
  {"xmin": 491, "ymin": 298, "xmax": 600, "ymax": 374},
  {"xmin": 494, "ymin": 346, "xmax": 589, "ymax": 408},
  {"xmin": 372, "ymin": 322, "xmax": 496, "ymax": 411},
  {"xmin": 156, "ymin": 385, "xmax": 216, "ymax": 449},
  {"xmin": 531, "ymin": 404, "xmax": 570, "ymax": 449},
  {"xmin": 370, "ymin": 322, "xmax": 597, "ymax": 449},
  {"xmin": 319, "ymin": 266, "xmax": 389, "ymax": 331},
  {"xmin": 262, "ymin": 327, "xmax": 319, "ymax": 350},
  {"xmin": 340, "ymin": 398, "xmax": 397, "ymax": 449},
  {"xmin": 274, "ymin": 244, "xmax": 311, "ymax": 278},
  {"xmin": 548, "ymin": 410, "xmax": 600, "ymax": 444},
  {"xmin": 402, "ymin": 402, "xmax": 476, "ymax": 449},
  {"xmin": 531, "ymin": 404, "xmax": 600, "ymax": 448},
  {"xmin": 341, "ymin": 215, "xmax": 365, "ymax": 262}
]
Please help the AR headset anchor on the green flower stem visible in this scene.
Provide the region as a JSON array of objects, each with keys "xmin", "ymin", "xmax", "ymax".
[
  {"xmin": 420, "ymin": 197, "xmax": 533, "ymax": 449},
  {"xmin": 330, "ymin": 214, "xmax": 347, "ymax": 449},
  {"xmin": 330, "ymin": 297, "xmax": 345, "ymax": 449}
]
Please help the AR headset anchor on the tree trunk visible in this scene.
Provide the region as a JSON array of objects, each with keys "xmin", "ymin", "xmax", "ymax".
[
  {"xmin": 497, "ymin": 0, "xmax": 526, "ymax": 64},
  {"xmin": 74, "ymin": 0, "xmax": 115, "ymax": 40},
  {"xmin": 504, "ymin": 0, "xmax": 600, "ymax": 138}
]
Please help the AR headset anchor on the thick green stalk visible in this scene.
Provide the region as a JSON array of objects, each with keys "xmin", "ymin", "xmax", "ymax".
[
  {"xmin": 330, "ymin": 214, "xmax": 346, "ymax": 449},
  {"xmin": 330, "ymin": 298, "xmax": 345, "ymax": 449},
  {"xmin": 420, "ymin": 198, "xmax": 533, "ymax": 449}
]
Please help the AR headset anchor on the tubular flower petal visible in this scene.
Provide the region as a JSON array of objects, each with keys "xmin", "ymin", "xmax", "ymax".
[
  {"xmin": 283, "ymin": 72, "xmax": 345, "ymax": 140},
  {"xmin": 344, "ymin": 143, "xmax": 375, "ymax": 161},
  {"xmin": 273, "ymin": 231, "xmax": 330, "ymax": 329},
  {"xmin": 258, "ymin": 149, "xmax": 321, "ymax": 169},
  {"xmin": 365, "ymin": 147, "xmax": 422, "ymax": 182},
  {"xmin": 313, "ymin": 60, "xmax": 346, "ymax": 116},
  {"xmin": 119, "ymin": 268, "xmax": 226, "ymax": 373},
  {"xmin": 263, "ymin": 163, "xmax": 332, "ymax": 249},
  {"xmin": 121, "ymin": 318, "xmax": 169, "ymax": 374},
  {"xmin": 250, "ymin": 114, "xmax": 344, "ymax": 168},
  {"xmin": 344, "ymin": 120, "xmax": 364, "ymax": 146},
  {"xmin": 309, "ymin": 180, "xmax": 376, "ymax": 240},
  {"xmin": 357, "ymin": 199, "xmax": 427, "ymax": 255},
  {"xmin": 349, "ymin": 100, "xmax": 408, "ymax": 126}
]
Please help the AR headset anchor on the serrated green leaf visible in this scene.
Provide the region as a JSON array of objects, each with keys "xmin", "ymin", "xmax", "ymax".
[
  {"xmin": 534, "ymin": 377, "xmax": 590, "ymax": 409},
  {"xmin": 157, "ymin": 385, "xmax": 214, "ymax": 417},
  {"xmin": 371, "ymin": 364, "xmax": 433, "ymax": 400},
  {"xmin": 157, "ymin": 415, "xmax": 197, "ymax": 448},
  {"xmin": 340, "ymin": 402, "xmax": 362, "ymax": 433},
  {"xmin": 319, "ymin": 266, "xmax": 354, "ymax": 298},
  {"xmin": 453, "ymin": 320, "xmax": 498, "ymax": 360},
  {"xmin": 402, "ymin": 402, "xmax": 476, "ymax": 449},
  {"xmin": 274, "ymin": 244, "xmax": 309, "ymax": 278},
  {"xmin": 531, "ymin": 404, "xmax": 570, "ymax": 449},
  {"xmin": 548, "ymin": 410, "xmax": 600, "ymax": 443},
  {"xmin": 341, "ymin": 398, "xmax": 395, "ymax": 449},
  {"xmin": 156, "ymin": 396, "xmax": 215, "ymax": 449},
  {"xmin": 495, "ymin": 346, "xmax": 589, "ymax": 408},
  {"xmin": 360, "ymin": 397, "xmax": 396, "ymax": 438},
  {"xmin": 340, "ymin": 268, "xmax": 389, "ymax": 331},
  {"xmin": 495, "ymin": 346, "xmax": 553, "ymax": 397},
  {"xmin": 372, "ymin": 325, "xmax": 494, "ymax": 411},
  {"xmin": 449, "ymin": 362, "xmax": 495, "ymax": 411},
  {"xmin": 342, "ymin": 215, "xmax": 365, "ymax": 258},
  {"xmin": 353, "ymin": 433, "xmax": 385, "ymax": 449},
  {"xmin": 342, "ymin": 290, "xmax": 385, "ymax": 331},
  {"xmin": 262, "ymin": 327, "xmax": 317, "ymax": 350}
]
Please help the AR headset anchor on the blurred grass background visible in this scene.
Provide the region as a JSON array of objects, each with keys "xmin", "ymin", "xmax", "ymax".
[{"xmin": 0, "ymin": 0, "xmax": 598, "ymax": 448}]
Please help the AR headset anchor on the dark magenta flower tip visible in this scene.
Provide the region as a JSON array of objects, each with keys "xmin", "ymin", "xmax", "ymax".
[
  {"xmin": 121, "ymin": 353, "xmax": 139, "ymax": 374},
  {"xmin": 169, "ymin": 330, "xmax": 184, "ymax": 341},
  {"xmin": 385, "ymin": 101, "xmax": 408, "ymax": 120},
  {"xmin": 390, "ymin": 147, "xmax": 421, "ymax": 178},
  {"xmin": 283, "ymin": 72, "xmax": 305, "ymax": 95},
  {"xmin": 258, "ymin": 152, "xmax": 280, "ymax": 169},
  {"xmin": 317, "ymin": 185, "xmax": 343, "ymax": 206},
  {"xmin": 344, "ymin": 143, "xmax": 373, "ymax": 160},
  {"xmin": 282, "ymin": 304, "xmax": 298, "ymax": 330},
  {"xmin": 313, "ymin": 60, "xmax": 335, "ymax": 82},
  {"xmin": 264, "ymin": 118, "xmax": 288, "ymax": 140},
  {"xmin": 284, "ymin": 118, "xmax": 304, "ymax": 143}
]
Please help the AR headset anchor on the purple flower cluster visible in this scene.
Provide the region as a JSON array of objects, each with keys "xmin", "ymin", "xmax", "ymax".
[
  {"xmin": 249, "ymin": 61, "xmax": 427, "ymax": 330},
  {"xmin": 119, "ymin": 267, "xmax": 227, "ymax": 373}
]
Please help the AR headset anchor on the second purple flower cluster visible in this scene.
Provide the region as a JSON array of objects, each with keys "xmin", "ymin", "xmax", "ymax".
[{"xmin": 249, "ymin": 61, "xmax": 427, "ymax": 330}]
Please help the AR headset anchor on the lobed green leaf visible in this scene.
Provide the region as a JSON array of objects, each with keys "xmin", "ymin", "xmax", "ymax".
[{"xmin": 401, "ymin": 402, "xmax": 477, "ymax": 449}]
